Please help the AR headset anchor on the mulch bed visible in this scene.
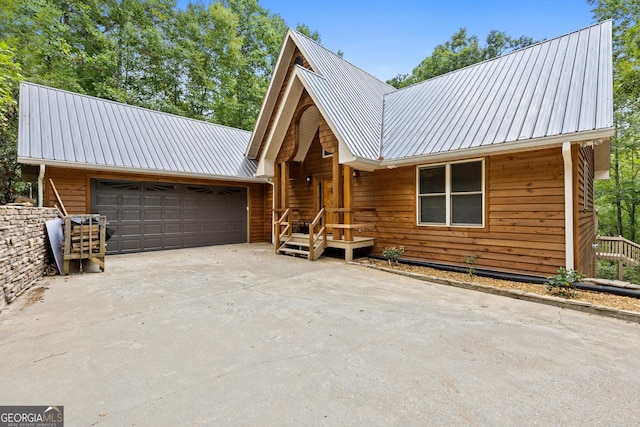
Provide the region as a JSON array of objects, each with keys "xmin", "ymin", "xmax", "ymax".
[{"xmin": 355, "ymin": 258, "xmax": 640, "ymax": 314}]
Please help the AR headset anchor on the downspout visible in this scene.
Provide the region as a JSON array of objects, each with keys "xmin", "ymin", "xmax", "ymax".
[
  {"xmin": 37, "ymin": 164, "xmax": 45, "ymax": 208},
  {"xmin": 562, "ymin": 142, "xmax": 574, "ymax": 270},
  {"xmin": 268, "ymin": 179, "xmax": 275, "ymax": 245}
]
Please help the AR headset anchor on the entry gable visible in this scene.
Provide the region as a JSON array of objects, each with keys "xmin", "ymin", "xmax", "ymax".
[{"xmin": 249, "ymin": 29, "xmax": 396, "ymax": 177}]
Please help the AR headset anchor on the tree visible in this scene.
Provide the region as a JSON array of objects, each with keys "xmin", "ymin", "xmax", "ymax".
[
  {"xmin": 387, "ymin": 28, "xmax": 535, "ymax": 88},
  {"xmin": 590, "ymin": 0, "xmax": 640, "ymax": 241},
  {"xmin": 0, "ymin": 42, "xmax": 23, "ymax": 204}
]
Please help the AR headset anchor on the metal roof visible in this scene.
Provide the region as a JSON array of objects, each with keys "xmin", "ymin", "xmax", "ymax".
[
  {"xmin": 290, "ymin": 31, "xmax": 396, "ymax": 160},
  {"xmin": 381, "ymin": 21, "xmax": 613, "ymax": 161},
  {"xmin": 18, "ymin": 82, "xmax": 258, "ymax": 180}
]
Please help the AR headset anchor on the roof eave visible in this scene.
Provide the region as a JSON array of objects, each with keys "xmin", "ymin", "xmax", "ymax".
[
  {"xmin": 380, "ymin": 128, "xmax": 615, "ymax": 168},
  {"xmin": 18, "ymin": 158, "xmax": 268, "ymax": 184},
  {"xmin": 246, "ymin": 30, "xmax": 298, "ymax": 159}
]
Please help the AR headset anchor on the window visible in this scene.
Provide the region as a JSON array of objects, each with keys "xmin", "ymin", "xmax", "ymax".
[
  {"xmin": 322, "ymin": 149, "xmax": 333, "ymax": 158},
  {"xmin": 417, "ymin": 159, "xmax": 484, "ymax": 226}
]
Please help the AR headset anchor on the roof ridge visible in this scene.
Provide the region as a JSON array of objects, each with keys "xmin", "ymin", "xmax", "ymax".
[
  {"xmin": 19, "ymin": 81, "xmax": 251, "ymax": 135},
  {"xmin": 390, "ymin": 20, "xmax": 609, "ymax": 93},
  {"xmin": 289, "ymin": 29, "xmax": 395, "ymax": 90}
]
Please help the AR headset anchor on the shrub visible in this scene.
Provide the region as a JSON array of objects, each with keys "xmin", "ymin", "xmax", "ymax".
[
  {"xmin": 383, "ymin": 246, "xmax": 404, "ymax": 265},
  {"xmin": 545, "ymin": 267, "xmax": 585, "ymax": 298},
  {"xmin": 465, "ymin": 255, "xmax": 478, "ymax": 278}
]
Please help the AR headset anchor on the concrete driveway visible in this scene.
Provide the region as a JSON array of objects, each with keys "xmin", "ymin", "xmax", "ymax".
[{"xmin": 1, "ymin": 243, "xmax": 639, "ymax": 426}]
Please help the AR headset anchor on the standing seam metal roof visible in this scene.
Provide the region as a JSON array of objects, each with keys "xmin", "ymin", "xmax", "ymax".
[
  {"xmin": 18, "ymin": 82, "xmax": 257, "ymax": 179},
  {"xmin": 291, "ymin": 31, "xmax": 396, "ymax": 160},
  {"xmin": 381, "ymin": 21, "xmax": 613, "ymax": 160}
]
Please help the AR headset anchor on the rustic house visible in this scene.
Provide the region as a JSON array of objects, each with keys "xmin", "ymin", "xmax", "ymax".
[{"xmin": 18, "ymin": 21, "xmax": 614, "ymax": 277}]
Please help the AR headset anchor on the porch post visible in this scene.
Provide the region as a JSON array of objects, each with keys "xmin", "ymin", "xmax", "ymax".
[
  {"xmin": 332, "ymin": 152, "xmax": 342, "ymax": 240},
  {"xmin": 280, "ymin": 161, "xmax": 289, "ymax": 208},
  {"xmin": 273, "ymin": 162, "xmax": 281, "ymax": 210},
  {"xmin": 343, "ymin": 164, "xmax": 353, "ymax": 242}
]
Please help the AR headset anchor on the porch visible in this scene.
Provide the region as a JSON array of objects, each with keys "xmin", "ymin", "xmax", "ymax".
[{"xmin": 274, "ymin": 207, "xmax": 375, "ymax": 261}]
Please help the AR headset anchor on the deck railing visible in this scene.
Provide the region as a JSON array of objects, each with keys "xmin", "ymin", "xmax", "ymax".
[
  {"xmin": 595, "ymin": 235, "xmax": 640, "ymax": 279},
  {"xmin": 308, "ymin": 208, "xmax": 327, "ymax": 261},
  {"xmin": 273, "ymin": 208, "xmax": 291, "ymax": 253}
]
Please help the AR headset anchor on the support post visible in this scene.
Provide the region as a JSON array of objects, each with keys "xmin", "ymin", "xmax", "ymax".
[
  {"xmin": 280, "ymin": 162, "xmax": 289, "ymax": 209},
  {"xmin": 332, "ymin": 152, "xmax": 342, "ymax": 240},
  {"xmin": 343, "ymin": 165, "xmax": 353, "ymax": 242}
]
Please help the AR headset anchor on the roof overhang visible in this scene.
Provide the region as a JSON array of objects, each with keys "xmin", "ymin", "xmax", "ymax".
[
  {"xmin": 378, "ymin": 128, "xmax": 614, "ymax": 170},
  {"xmin": 18, "ymin": 157, "xmax": 269, "ymax": 184},
  {"xmin": 247, "ymin": 29, "xmax": 320, "ymax": 160}
]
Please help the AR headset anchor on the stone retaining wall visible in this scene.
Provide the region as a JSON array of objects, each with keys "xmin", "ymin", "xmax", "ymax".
[{"xmin": 0, "ymin": 206, "xmax": 59, "ymax": 312}]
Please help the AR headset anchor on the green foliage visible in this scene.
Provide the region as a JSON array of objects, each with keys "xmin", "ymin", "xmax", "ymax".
[
  {"xmin": 545, "ymin": 267, "xmax": 585, "ymax": 298},
  {"xmin": 383, "ymin": 246, "xmax": 404, "ymax": 265},
  {"xmin": 590, "ymin": 0, "xmax": 640, "ymax": 242},
  {"xmin": 0, "ymin": 0, "xmax": 311, "ymax": 200},
  {"xmin": 596, "ymin": 260, "xmax": 640, "ymax": 284},
  {"xmin": 0, "ymin": 42, "xmax": 23, "ymax": 204},
  {"xmin": 465, "ymin": 255, "xmax": 478, "ymax": 278},
  {"xmin": 387, "ymin": 28, "xmax": 535, "ymax": 88}
]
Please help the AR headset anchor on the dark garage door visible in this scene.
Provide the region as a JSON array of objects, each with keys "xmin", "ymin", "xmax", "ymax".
[{"xmin": 91, "ymin": 179, "xmax": 248, "ymax": 254}]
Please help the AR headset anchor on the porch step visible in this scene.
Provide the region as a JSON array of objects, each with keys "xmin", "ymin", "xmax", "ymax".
[
  {"xmin": 277, "ymin": 235, "xmax": 325, "ymax": 260},
  {"xmin": 279, "ymin": 247, "xmax": 311, "ymax": 256}
]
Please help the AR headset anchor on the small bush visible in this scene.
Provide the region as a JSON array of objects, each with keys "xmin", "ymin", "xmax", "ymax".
[
  {"xmin": 545, "ymin": 267, "xmax": 585, "ymax": 298},
  {"xmin": 383, "ymin": 246, "xmax": 404, "ymax": 265},
  {"xmin": 465, "ymin": 255, "xmax": 478, "ymax": 277}
]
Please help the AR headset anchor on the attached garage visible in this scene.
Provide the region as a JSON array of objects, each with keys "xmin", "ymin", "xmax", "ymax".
[
  {"xmin": 91, "ymin": 179, "xmax": 248, "ymax": 253},
  {"xmin": 18, "ymin": 82, "xmax": 271, "ymax": 254}
]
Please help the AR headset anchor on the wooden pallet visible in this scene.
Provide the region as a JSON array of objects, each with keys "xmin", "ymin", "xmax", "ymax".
[{"xmin": 63, "ymin": 215, "xmax": 106, "ymax": 275}]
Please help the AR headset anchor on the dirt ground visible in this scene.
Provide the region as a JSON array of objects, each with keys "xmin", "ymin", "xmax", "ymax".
[{"xmin": 357, "ymin": 258, "xmax": 640, "ymax": 313}]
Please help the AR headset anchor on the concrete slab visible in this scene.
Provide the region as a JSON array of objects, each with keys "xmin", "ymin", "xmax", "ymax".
[{"xmin": 1, "ymin": 243, "xmax": 640, "ymax": 426}]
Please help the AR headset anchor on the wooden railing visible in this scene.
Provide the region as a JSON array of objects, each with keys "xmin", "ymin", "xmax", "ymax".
[
  {"xmin": 595, "ymin": 235, "xmax": 640, "ymax": 280},
  {"xmin": 273, "ymin": 208, "xmax": 291, "ymax": 253},
  {"xmin": 308, "ymin": 208, "xmax": 327, "ymax": 261}
]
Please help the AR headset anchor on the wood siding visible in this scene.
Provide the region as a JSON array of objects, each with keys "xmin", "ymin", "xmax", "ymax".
[
  {"xmin": 45, "ymin": 167, "xmax": 270, "ymax": 243},
  {"xmin": 349, "ymin": 148, "xmax": 569, "ymax": 277},
  {"xmin": 576, "ymin": 145, "xmax": 596, "ymax": 276}
]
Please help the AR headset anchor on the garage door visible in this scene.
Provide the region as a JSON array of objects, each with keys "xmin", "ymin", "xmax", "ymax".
[{"xmin": 90, "ymin": 179, "xmax": 248, "ymax": 254}]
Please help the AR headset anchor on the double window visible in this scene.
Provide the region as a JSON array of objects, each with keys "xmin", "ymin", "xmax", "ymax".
[{"xmin": 417, "ymin": 159, "xmax": 484, "ymax": 227}]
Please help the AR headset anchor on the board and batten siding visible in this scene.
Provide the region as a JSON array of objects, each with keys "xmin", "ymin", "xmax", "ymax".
[
  {"xmin": 44, "ymin": 167, "xmax": 270, "ymax": 243},
  {"xmin": 351, "ymin": 147, "xmax": 570, "ymax": 277}
]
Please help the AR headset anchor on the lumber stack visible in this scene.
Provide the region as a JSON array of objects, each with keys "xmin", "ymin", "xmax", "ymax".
[{"xmin": 62, "ymin": 215, "xmax": 106, "ymax": 274}]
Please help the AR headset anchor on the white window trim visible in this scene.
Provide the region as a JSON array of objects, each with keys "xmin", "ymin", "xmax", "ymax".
[
  {"xmin": 416, "ymin": 158, "xmax": 485, "ymax": 228},
  {"xmin": 322, "ymin": 149, "xmax": 333, "ymax": 158}
]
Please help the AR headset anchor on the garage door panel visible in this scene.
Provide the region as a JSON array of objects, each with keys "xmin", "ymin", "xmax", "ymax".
[
  {"xmin": 121, "ymin": 210, "xmax": 142, "ymax": 221},
  {"xmin": 164, "ymin": 196, "xmax": 182, "ymax": 207},
  {"xmin": 163, "ymin": 209, "xmax": 182, "ymax": 220},
  {"xmin": 164, "ymin": 223, "xmax": 182, "ymax": 234},
  {"xmin": 91, "ymin": 179, "xmax": 247, "ymax": 254},
  {"xmin": 143, "ymin": 223, "xmax": 162, "ymax": 234},
  {"xmin": 121, "ymin": 223, "xmax": 143, "ymax": 235},
  {"xmin": 122, "ymin": 195, "xmax": 143, "ymax": 207}
]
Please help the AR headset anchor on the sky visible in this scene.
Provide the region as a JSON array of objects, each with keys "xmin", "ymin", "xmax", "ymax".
[{"xmin": 258, "ymin": 0, "xmax": 596, "ymax": 81}]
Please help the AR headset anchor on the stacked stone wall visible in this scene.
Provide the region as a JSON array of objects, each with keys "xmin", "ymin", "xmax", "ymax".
[{"xmin": 0, "ymin": 206, "xmax": 59, "ymax": 312}]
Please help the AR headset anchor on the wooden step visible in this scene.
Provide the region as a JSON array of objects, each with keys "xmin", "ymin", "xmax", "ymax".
[
  {"xmin": 278, "ymin": 247, "xmax": 310, "ymax": 257},
  {"xmin": 285, "ymin": 240, "xmax": 310, "ymax": 248}
]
